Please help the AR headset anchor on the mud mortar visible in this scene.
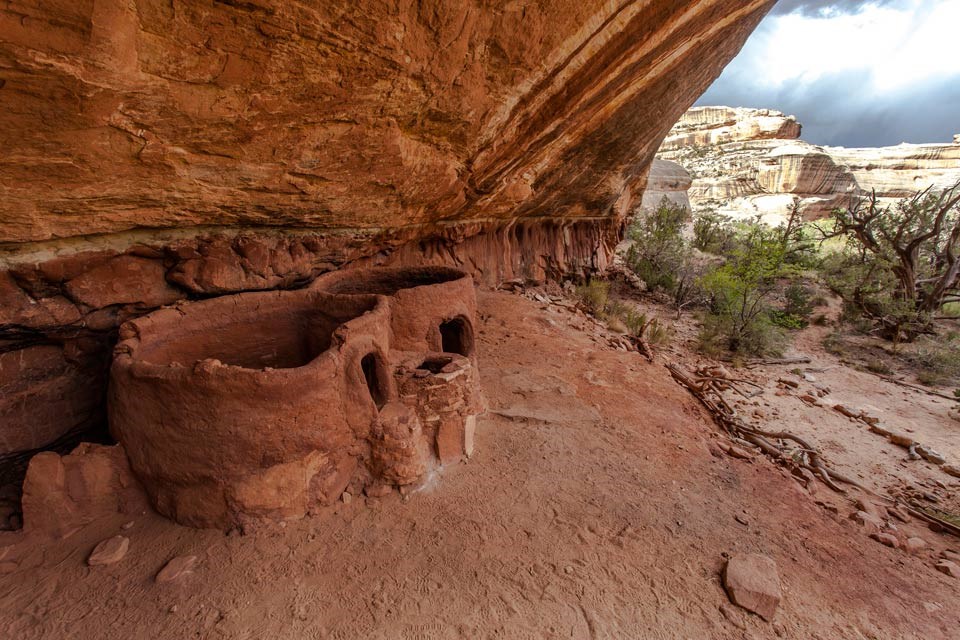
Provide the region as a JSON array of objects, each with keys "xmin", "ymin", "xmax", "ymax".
[{"xmin": 108, "ymin": 267, "xmax": 481, "ymax": 529}]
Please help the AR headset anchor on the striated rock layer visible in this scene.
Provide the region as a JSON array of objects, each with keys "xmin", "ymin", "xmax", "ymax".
[
  {"xmin": 658, "ymin": 106, "xmax": 960, "ymax": 223},
  {"xmin": 639, "ymin": 159, "xmax": 693, "ymax": 212},
  {"xmin": 0, "ymin": 2, "xmax": 774, "ymax": 477}
]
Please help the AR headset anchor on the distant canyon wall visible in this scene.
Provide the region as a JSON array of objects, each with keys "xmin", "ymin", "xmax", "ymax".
[
  {"xmin": 0, "ymin": 2, "xmax": 775, "ymax": 475},
  {"xmin": 658, "ymin": 106, "xmax": 960, "ymax": 222}
]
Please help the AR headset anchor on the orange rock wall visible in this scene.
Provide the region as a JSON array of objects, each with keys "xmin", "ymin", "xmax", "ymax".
[{"xmin": 0, "ymin": 1, "xmax": 774, "ymax": 468}]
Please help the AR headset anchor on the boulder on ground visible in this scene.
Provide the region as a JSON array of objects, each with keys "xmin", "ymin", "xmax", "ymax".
[
  {"xmin": 934, "ymin": 560, "xmax": 959, "ymax": 579},
  {"xmin": 723, "ymin": 553, "xmax": 782, "ymax": 621},
  {"xmin": 156, "ymin": 555, "xmax": 198, "ymax": 583},
  {"xmin": 21, "ymin": 444, "xmax": 149, "ymax": 539},
  {"xmin": 870, "ymin": 532, "xmax": 899, "ymax": 548},
  {"xmin": 88, "ymin": 535, "xmax": 130, "ymax": 566}
]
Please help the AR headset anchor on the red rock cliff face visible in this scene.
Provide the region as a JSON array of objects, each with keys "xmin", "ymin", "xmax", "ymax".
[{"xmin": 0, "ymin": 1, "xmax": 774, "ymax": 472}]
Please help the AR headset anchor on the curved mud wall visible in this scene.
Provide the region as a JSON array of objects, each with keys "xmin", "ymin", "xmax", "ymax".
[
  {"xmin": 314, "ymin": 266, "xmax": 478, "ymax": 355},
  {"xmin": 109, "ymin": 268, "xmax": 481, "ymax": 528}
]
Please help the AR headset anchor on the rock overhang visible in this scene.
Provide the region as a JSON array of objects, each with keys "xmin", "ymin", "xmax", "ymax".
[{"xmin": 0, "ymin": 0, "xmax": 779, "ymax": 507}]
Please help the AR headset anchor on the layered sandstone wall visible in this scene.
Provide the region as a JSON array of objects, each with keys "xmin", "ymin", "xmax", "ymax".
[
  {"xmin": 639, "ymin": 159, "xmax": 693, "ymax": 212},
  {"xmin": 0, "ymin": 1, "xmax": 775, "ymax": 485},
  {"xmin": 658, "ymin": 106, "xmax": 960, "ymax": 223}
]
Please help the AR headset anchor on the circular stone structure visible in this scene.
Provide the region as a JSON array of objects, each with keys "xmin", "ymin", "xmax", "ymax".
[
  {"xmin": 312, "ymin": 266, "xmax": 477, "ymax": 357},
  {"xmin": 109, "ymin": 267, "xmax": 481, "ymax": 529}
]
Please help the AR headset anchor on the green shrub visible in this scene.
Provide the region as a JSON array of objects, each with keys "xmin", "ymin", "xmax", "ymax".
[
  {"xmin": 618, "ymin": 308, "xmax": 673, "ymax": 346},
  {"xmin": 692, "ymin": 211, "xmax": 738, "ymax": 255},
  {"xmin": 605, "ymin": 299, "xmax": 629, "ymax": 321},
  {"xmin": 769, "ymin": 310, "xmax": 807, "ymax": 330},
  {"xmin": 784, "ymin": 281, "xmax": 815, "ymax": 319},
  {"xmin": 625, "ymin": 198, "xmax": 691, "ymax": 295},
  {"xmin": 620, "ymin": 308, "xmax": 649, "ymax": 337},
  {"xmin": 769, "ymin": 281, "xmax": 816, "ymax": 329},
  {"xmin": 644, "ymin": 318, "xmax": 673, "ymax": 346},
  {"xmin": 863, "ymin": 358, "xmax": 893, "ymax": 375},
  {"xmin": 697, "ymin": 311, "xmax": 785, "ymax": 357},
  {"xmin": 909, "ymin": 337, "xmax": 960, "ymax": 385},
  {"xmin": 694, "ymin": 207, "xmax": 813, "ymax": 356},
  {"xmin": 823, "ymin": 333, "xmax": 847, "ymax": 356},
  {"xmin": 575, "ymin": 280, "xmax": 610, "ymax": 317}
]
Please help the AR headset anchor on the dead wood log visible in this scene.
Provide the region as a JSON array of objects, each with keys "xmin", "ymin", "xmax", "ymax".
[
  {"xmin": 879, "ymin": 376, "xmax": 959, "ymax": 403},
  {"xmin": 667, "ymin": 362, "xmax": 859, "ymax": 493},
  {"xmin": 904, "ymin": 505, "xmax": 960, "ymax": 538},
  {"xmin": 745, "ymin": 356, "xmax": 812, "ymax": 368},
  {"xmin": 623, "ymin": 334, "xmax": 654, "ymax": 362}
]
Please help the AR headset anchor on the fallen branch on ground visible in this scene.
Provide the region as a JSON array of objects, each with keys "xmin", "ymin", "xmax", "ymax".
[
  {"xmin": 629, "ymin": 334, "xmax": 655, "ymax": 362},
  {"xmin": 607, "ymin": 334, "xmax": 654, "ymax": 362},
  {"xmin": 878, "ymin": 375, "xmax": 959, "ymax": 403},
  {"xmin": 669, "ymin": 362, "xmax": 960, "ymax": 539},
  {"xmin": 667, "ymin": 362, "xmax": 863, "ymax": 493},
  {"xmin": 905, "ymin": 504, "xmax": 960, "ymax": 538},
  {"xmin": 744, "ymin": 356, "xmax": 812, "ymax": 368}
]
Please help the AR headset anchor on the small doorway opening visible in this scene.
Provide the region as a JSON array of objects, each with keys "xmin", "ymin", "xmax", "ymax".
[
  {"xmin": 439, "ymin": 317, "xmax": 473, "ymax": 356},
  {"xmin": 361, "ymin": 353, "xmax": 386, "ymax": 410}
]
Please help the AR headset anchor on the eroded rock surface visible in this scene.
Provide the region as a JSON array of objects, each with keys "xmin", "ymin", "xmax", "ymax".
[
  {"xmin": 19, "ymin": 444, "xmax": 149, "ymax": 539},
  {"xmin": 87, "ymin": 535, "xmax": 129, "ymax": 567},
  {"xmin": 658, "ymin": 106, "xmax": 960, "ymax": 222},
  {"xmin": 0, "ymin": 2, "xmax": 775, "ymax": 488},
  {"xmin": 638, "ymin": 159, "xmax": 693, "ymax": 212}
]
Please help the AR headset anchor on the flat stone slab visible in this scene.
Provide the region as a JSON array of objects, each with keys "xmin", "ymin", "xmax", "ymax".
[
  {"xmin": 87, "ymin": 536, "xmax": 129, "ymax": 566},
  {"xmin": 935, "ymin": 560, "xmax": 959, "ymax": 579},
  {"xmin": 156, "ymin": 555, "xmax": 198, "ymax": 583},
  {"xmin": 724, "ymin": 553, "xmax": 782, "ymax": 621}
]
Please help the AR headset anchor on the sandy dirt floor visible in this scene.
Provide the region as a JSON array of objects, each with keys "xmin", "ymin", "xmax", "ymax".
[{"xmin": 1, "ymin": 289, "xmax": 958, "ymax": 639}]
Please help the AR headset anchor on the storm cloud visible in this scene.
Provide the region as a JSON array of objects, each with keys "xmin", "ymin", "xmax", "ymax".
[
  {"xmin": 696, "ymin": 0, "xmax": 960, "ymax": 146},
  {"xmin": 771, "ymin": 0, "xmax": 901, "ymax": 15}
]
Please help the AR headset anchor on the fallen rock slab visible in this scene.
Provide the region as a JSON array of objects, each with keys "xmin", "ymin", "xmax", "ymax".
[
  {"xmin": 723, "ymin": 553, "xmax": 782, "ymax": 621},
  {"xmin": 833, "ymin": 404, "xmax": 859, "ymax": 419},
  {"xmin": 886, "ymin": 506, "xmax": 911, "ymax": 523},
  {"xmin": 850, "ymin": 510, "xmax": 884, "ymax": 531},
  {"xmin": 854, "ymin": 498, "xmax": 884, "ymax": 520},
  {"xmin": 916, "ymin": 445, "xmax": 946, "ymax": 465},
  {"xmin": 868, "ymin": 424, "xmax": 893, "ymax": 437},
  {"xmin": 940, "ymin": 464, "xmax": 960, "ymax": 479},
  {"xmin": 725, "ymin": 445, "xmax": 755, "ymax": 460},
  {"xmin": 156, "ymin": 555, "xmax": 198, "ymax": 583},
  {"xmin": 858, "ymin": 412, "xmax": 880, "ymax": 426},
  {"xmin": 798, "ymin": 394, "xmax": 820, "ymax": 406},
  {"xmin": 934, "ymin": 560, "xmax": 959, "ymax": 579},
  {"xmin": 88, "ymin": 535, "xmax": 129, "ymax": 566},
  {"xmin": 869, "ymin": 532, "xmax": 899, "ymax": 548},
  {"xmin": 888, "ymin": 433, "xmax": 915, "ymax": 448},
  {"xmin": 904, "ymin": 537, "xmax": 927, "ymax": 555}
]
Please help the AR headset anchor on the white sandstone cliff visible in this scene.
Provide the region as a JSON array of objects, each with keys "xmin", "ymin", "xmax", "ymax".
[{"xmin": 658, "ymin": 107, "xmax": 960, "ymax": 223}]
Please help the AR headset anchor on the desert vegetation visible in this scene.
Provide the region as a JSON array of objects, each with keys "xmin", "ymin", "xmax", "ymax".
[
  {"xmin": 621, "ymin": 197, "xmax": 816, "ymax": 358},
  {"xmin": 574, "ymin": 279, "xmax": 672, "ymax": 347},
  {"xmin": 617, "ymin": 183, "xmax": 960, "ymax": 390},
  {"xmin": 818, "ymin": 183, "xmax": 960, "ymax": 340}
]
